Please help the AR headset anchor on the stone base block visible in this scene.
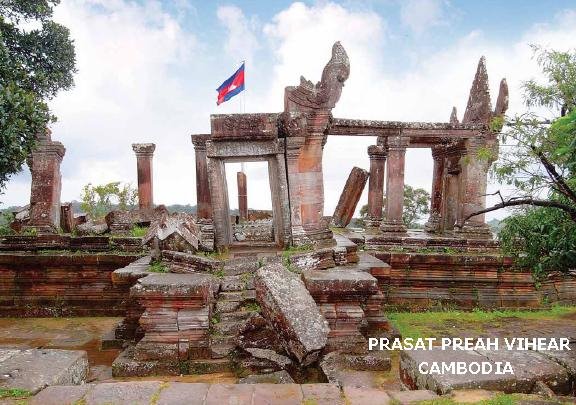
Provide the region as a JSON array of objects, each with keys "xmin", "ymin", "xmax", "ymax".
[{"xmin": 379, "ymin": 221, "xmax": 407, "ymax": 234}]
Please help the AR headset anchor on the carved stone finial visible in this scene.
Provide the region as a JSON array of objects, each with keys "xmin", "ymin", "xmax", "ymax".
[
  {"xmin": 494, "ymin": 78, "xmax": 509, "ymax": 117},
  {"xmin": 462, "ymin": 56, "xmax": 492, "ymax": 124},
  {"xmin": 450, "ymin": 106, "xmax": 459, "ymax": 124},
  {"xmin": 284, "ymin": 41, "xmax": 350, "ymax": 113}
]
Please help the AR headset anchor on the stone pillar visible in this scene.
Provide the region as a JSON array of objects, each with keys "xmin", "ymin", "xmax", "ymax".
[
  {"xmin": 25, "ymin": 133, "xmax": 66, "ymax": 233},
  {"xmin": 132, "ymin": 143, "xmax": 155, "ymax": 210},
  {"xmin": 285, "ymin": 135, "xmax": 310, "ymax": 246},
  {"xmin": 456, "ymin": 137, "xmax": 493, "ymax": 238},
  {"xmin": 191, "ymin": 135, "xmax": 212, "ymax": 220},
  {"xmin": 440, "ymin": 151, "xmax": 461, "ymax": 231},
  {"xmin": 380, "ymin": 135, "xmax": 409, "ymax": 233},
  {"xmin": 237, "ymin": 171, "xmax": 247, "ymax": 221},
  {"xmin": 366, "ymin": 144, "xmax": 387, "ymax": 229},
  {"xmin": 424, "ymin": 145, "xmax": 446, "ymax": 233},
  {"xmin": 332, "ymin": 167, "xmax": 369, "ymax": 228}
]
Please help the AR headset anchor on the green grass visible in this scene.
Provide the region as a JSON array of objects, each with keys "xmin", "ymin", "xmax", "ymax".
[
  {"xmin": 130, "ymin": 225, "xmax": 148, "ymax": 237},
  {"xmin": 0, "ymin": 388, "xmax": 32, "ymax": 399},
  {"xmin": 388, "ymin": 305, "xmax": 576, "ymax": 340},
  {"xmin": 418, "ymin": 393, "xmax": 572, "ymax": 405},
  {"xmin": 149, "ymin": 261, "xmax": 168, "ymax": 273}
]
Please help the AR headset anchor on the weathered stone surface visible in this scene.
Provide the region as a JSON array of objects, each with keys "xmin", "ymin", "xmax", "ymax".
[
  {"xmin": 76, "ymin": 220, "xmax": 108, "ymax": 235},
  {"xmin": 321, "ymin": 351, "xmax": 391, "ymax": 387},
  {"xmin": 343, "ymin": 386, "xmax": 391, "ymax": 405},
  {"xmin": 205, "ymin": 383, "xmax": 254, "ymax": 405},
  {"xmin": 387, "ymin": 389, "xmax": 438, "ymax": 404},
  {"xmin": 211, "ymin": 113, "xmax": 279, "ymax": 141},
  {"xmin": 25, "ymin": 133, "xmax": 66, "ymax": 233},
  {"xmin": 31, "ymin": 384, "xmax": 94, "ymax": 405},
  {"xmin": 302, "ymin": 268, "xmax": 379, "ymax": 300},
  {"xmin": 85, "ymin": 381, "xmax": 161, "ymax": 405},
  {"xmin": 366, "ymin": 145, "xmax": 386, "ymax": 228},
  {"xmin": 381, "ymin": 135, "xmax": 409, "ymax": 234},
  {"xmin": 252, "ymin": 383, "xmax": 303, "ymax": 405},
  {"xmin": 132, "ymin": 143, "xmax": 155, "ymax": 209},
  {"xmin": 105, "ymin": 205, "xmax": 168, "ymax": 233},
  {"xmin": 157, "ymin": 382, "xmax": 209, "ymax": 405},
  {"xmin": 463, "ymin": 57, "xmax": 492, "ymax": 124},
  {"xmin": 301, "ymin": 383, "xmax": 344, "ymax": 405},
  {"xmin": 238, "ymin": 370, "xmax": 295, "ymax": 384},
  {"xmin": 401, "ymin": 347, "xmax": 574, "ymax": 395},
  {"xmin": 143, "ymin": 212, "xmax": 206, "ymax": 253},
  {"xmin": 0, "ymin": 348, "xmax": 88, "ymax": 394},
  {"xmin": 244, "ymin": 348, "xmax": 292, "ymax": 369},
  {"xmin": 332, "ymin": 167, "xmax": 369, "ymax": 228},
  {"xmin": 254, "ymin": 263, "xmax": 329, "ymax": 365},
  {"xmin": 237, "ymin": 171, "xmax": 248, "ymax": 220}
]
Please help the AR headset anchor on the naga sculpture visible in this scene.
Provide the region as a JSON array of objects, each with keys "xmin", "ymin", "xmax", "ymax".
[{"xmin": 284, "ymin": 41, "xmax": 350, "ymax": 113}]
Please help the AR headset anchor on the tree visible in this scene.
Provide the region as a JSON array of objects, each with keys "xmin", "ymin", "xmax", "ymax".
[
  {"xmin": 80, "ymin": 182, "xmax": 137, "ymax": 220},
  {"xmin": 464, "ymin": 46, "xmax": 576, "ymax": 224},
  {"xmin": 402, "ymin": 185, "xmax": 430, "ymax": 228},
  {"xmin": 358, "ymin": 184, "xmax": 430, "ymax": 228},
  {"xmin": 0, "ymin": 0, "xmax": 76, "ymax": 191}
]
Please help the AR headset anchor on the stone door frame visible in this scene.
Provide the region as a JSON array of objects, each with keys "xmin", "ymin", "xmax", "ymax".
[{"xmin": 205, "ymin": 139, "xmax": 291, "ymax": 251}]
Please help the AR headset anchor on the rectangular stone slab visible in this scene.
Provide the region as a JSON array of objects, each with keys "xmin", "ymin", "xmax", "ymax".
[
  {"xmin": 254, "ymin": 263, "xmax": 329, "ymax": 366},
  {"xmin": 302, "ymin": 268, "xmax": 379, "ymax": 297},
  {"xmin": 0, "ymin": 348, "xmax": 88, "ymax": 394}
]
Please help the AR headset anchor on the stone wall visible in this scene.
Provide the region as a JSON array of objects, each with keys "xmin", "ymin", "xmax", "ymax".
[
  {"xmin": 0, "ymin": 245, "xmax": 141, "ymax": 317},
  {"xmin": 369, "ymin": 252, "xmax": 555, "ymax": 309}
]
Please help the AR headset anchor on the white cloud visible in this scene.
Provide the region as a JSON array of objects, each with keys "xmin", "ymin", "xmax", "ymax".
[
  {"xmin": 217, "ymin": 5, "xmax": 260, "ymax": 65},
  {"xmin": 400, "ymin": 0, "xmax": 448, "ymax": 34}
]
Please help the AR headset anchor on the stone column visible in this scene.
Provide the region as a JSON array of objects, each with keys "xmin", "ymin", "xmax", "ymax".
[
  {"xmin": 456, "ymin": 137, "xmax": 493, "ymax": 238},
  {"xmin": 424, "ymin": 145, "xmax": 446, "ymax": 233},
  {"xmin": 299, "ymin": 133, "xmax": 326, "ymax": 230},
  {"xmin": 237, "ymin": 171, "xmax": 248, "ymax": 221},
  {"xmin": 380, "ymin": 135, "xmax": 409, "ymax": 233},
  {"xmin": 285, "ymin": 135, "xmax": 310, "ymax": 246},
  {"xmin": 25, "ymin": 133, "xmax": 66, "ymax": 233},
  {"xmin": 440, "ymin": 150, "xmax": 461, "ymax": 231},
  {"xmin": 332, "ymin": 167, "xmax": 369, "ymax": 228},
  {"xmin": 191, "ymin": 135, "xmax": 212, "ymax": 220},
  {"xmin": 132, "ymin": 143, "xmax": 155, "ymax": 210},
  {"xmin": 366, "ymin": 144, "xmax": 387, "ymax": 229}
]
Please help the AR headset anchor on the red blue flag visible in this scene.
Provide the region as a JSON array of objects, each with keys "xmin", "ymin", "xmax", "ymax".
[{"xmin": 216, "ymin": 63, "xmax": 245, "ymax": 105}]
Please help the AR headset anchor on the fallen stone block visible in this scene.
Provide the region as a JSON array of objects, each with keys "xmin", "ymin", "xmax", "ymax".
[
  {"xmin": 332, "ymin": 166, "xmax": 369, "ymax": 228},
  {"xmin": 0, "ymin": 348, "xmax": 88, "ymax": 394},
  {"xmin": 254, "ymin": 263, "xmax": 329, "ymax": 366}
]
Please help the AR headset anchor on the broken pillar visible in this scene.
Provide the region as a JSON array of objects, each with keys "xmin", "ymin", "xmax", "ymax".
[
  {"xmin": 191, "ymin": 135, "xmax": 212, "ymax": 220},
  {"xmin": 366, "ymin": 144, "xmax": 387, "ymax": 228},
  {"xmin": 332, "ymin": 167, "xmax": 369, "ymax": 228},
  {"xmin": 456, "ymin": 57, "xmax": 505, "ymax": 239},
  {"xmin": 60, "ymin": 203, "xmax": 74, "ymax": 234},
  {"xmin": 254, "ymin": 263, "xmax": 329, "ymax": 366},
  {"xmin": 380, "ymin": 135, "xmax": 409, "ymax": 233},
  {"xmin": 424, "ymin": 145, "xmax": 446, "ymax": 233},
  {"xmin": 282, "ymin": 42, "xmax": 350, "ymax": 247},
  {"xmin": 132, "ymin": 143, "xmax": 155, "ymax": 210},
  {"xmin": 237, "ymin": 171, "xmax": 247, "ymax": 221},
  {"xmin": 25, "ymin": 131, "xmax": 66, "ymax": 233}
]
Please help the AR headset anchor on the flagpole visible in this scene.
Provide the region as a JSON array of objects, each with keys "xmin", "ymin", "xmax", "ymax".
[{"xmin": 241, "ymin": 60, "xmax": 245, "ymax": 174}]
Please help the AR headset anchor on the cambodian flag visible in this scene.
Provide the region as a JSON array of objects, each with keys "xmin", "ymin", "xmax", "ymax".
[{"xmin": 216, "ymin": 63, "xmax": 245, "ymax": 105}]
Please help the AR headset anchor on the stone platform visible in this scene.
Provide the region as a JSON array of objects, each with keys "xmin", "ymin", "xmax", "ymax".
[
  {"xmin": 0, "ymin": 348, "xmax": 88, "ymax": 394},
  {"xmin": 31, "ymin": 381, "xmax": 439, "ymax": 405},
  {"xmin": 400, "ymin": 344, "xmax": 576, "ymax": 395}
]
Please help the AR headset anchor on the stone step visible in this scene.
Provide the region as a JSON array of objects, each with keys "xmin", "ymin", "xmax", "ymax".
[
  {"xmin": 209, "ymin": 343, "xmax": 235, "ymax": 359},
  {"xmin": 212, "ymin": 319, "xmax": 248, "ymax": 335},
  {"xmin": 221, "ymin": 275, "xmax": 255, "ymax": 292},
  {"xmin": 188, "ymin": 358, "xmax": 233, "ymax": 374},
  {"xmin": 220, "ymin": 310, "xmax": 254, "ymax": 322},
  {"xmin": 222, "ymin": 257, "xmax": 260, "ymax": 276}
]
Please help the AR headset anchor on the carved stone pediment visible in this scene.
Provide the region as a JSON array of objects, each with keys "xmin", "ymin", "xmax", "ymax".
[{"xmin": 284, "ymin": 42, "xmax": 350, "ymax": 113}]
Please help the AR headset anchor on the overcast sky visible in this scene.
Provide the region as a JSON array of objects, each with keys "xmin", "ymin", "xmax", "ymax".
[{"xmin": 2, "ymin": 0, "xmax": 576, "ymax": 219}]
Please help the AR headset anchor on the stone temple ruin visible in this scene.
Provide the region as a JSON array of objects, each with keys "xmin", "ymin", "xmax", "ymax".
[{"xmin": 1, "ymin": 42, "xmax": 575, "ymax": 399}]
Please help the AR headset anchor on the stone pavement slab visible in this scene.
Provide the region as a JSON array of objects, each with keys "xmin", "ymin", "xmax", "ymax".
[
  {"xmin": 30, "ymin": 384, "xmax": 94, "ymax": 405},
  {"xmin": 387, "ymin": 389, "xmax": 438, "ymax": 404},
  {"xmin": 252, "ymin": 383, "xmax": 303, "ymax": 405},
  {"xmin": 342, "ymin": 386, "xmax": 391, "ymax": 405},
  {"xmin": 0, "ymin": 348, "xmax": 88, "ymax": 394},
  {"xmin": 205, "ymin": 383, "xmax": 254, "ymax": 405},
  {"xmin": 84, "ymin": 381, "xmax": 161, "ymax": 405},
  {"xmin": 157, "ymin": 382, "xmax": 209, "ymax": 405},
  {"xmin": 301, "ymin": 383, "xmax": 344, "ymax": 405}
]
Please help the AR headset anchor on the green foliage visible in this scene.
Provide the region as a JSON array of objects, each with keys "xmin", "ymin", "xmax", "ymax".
[
  {"xmin": 402, "ymin": 184, "xmax": 430, "ymax": 228},
  {"xmin": 130, "ymin": 225, "xmax": 148, "ymax": 238},
  {"xmin": 0, "ymin": 388, "xmax": 32, "ymax": 399},
  {"xmin": 0, "ymin": 0, "xmax": 76, "ymax": 191},
  {"xmin": 80, "ymin": 182, "xmax": 137, "ymax": 220},
  {"xmin": 149, "ymin": 261, "xmax": 168, "ymax": 273},
  {"xmin": 498, "ymin": 206, "xmax": 576, "ymax": 277},
  {"xmin": 0, "ymin": 210, "xmax": 13, "ymax": 235}
]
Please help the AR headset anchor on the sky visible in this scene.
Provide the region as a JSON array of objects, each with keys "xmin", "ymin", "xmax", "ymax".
[{"xmin": 2, "ymin": 0, "xmax": 576, "ymax": 220}]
